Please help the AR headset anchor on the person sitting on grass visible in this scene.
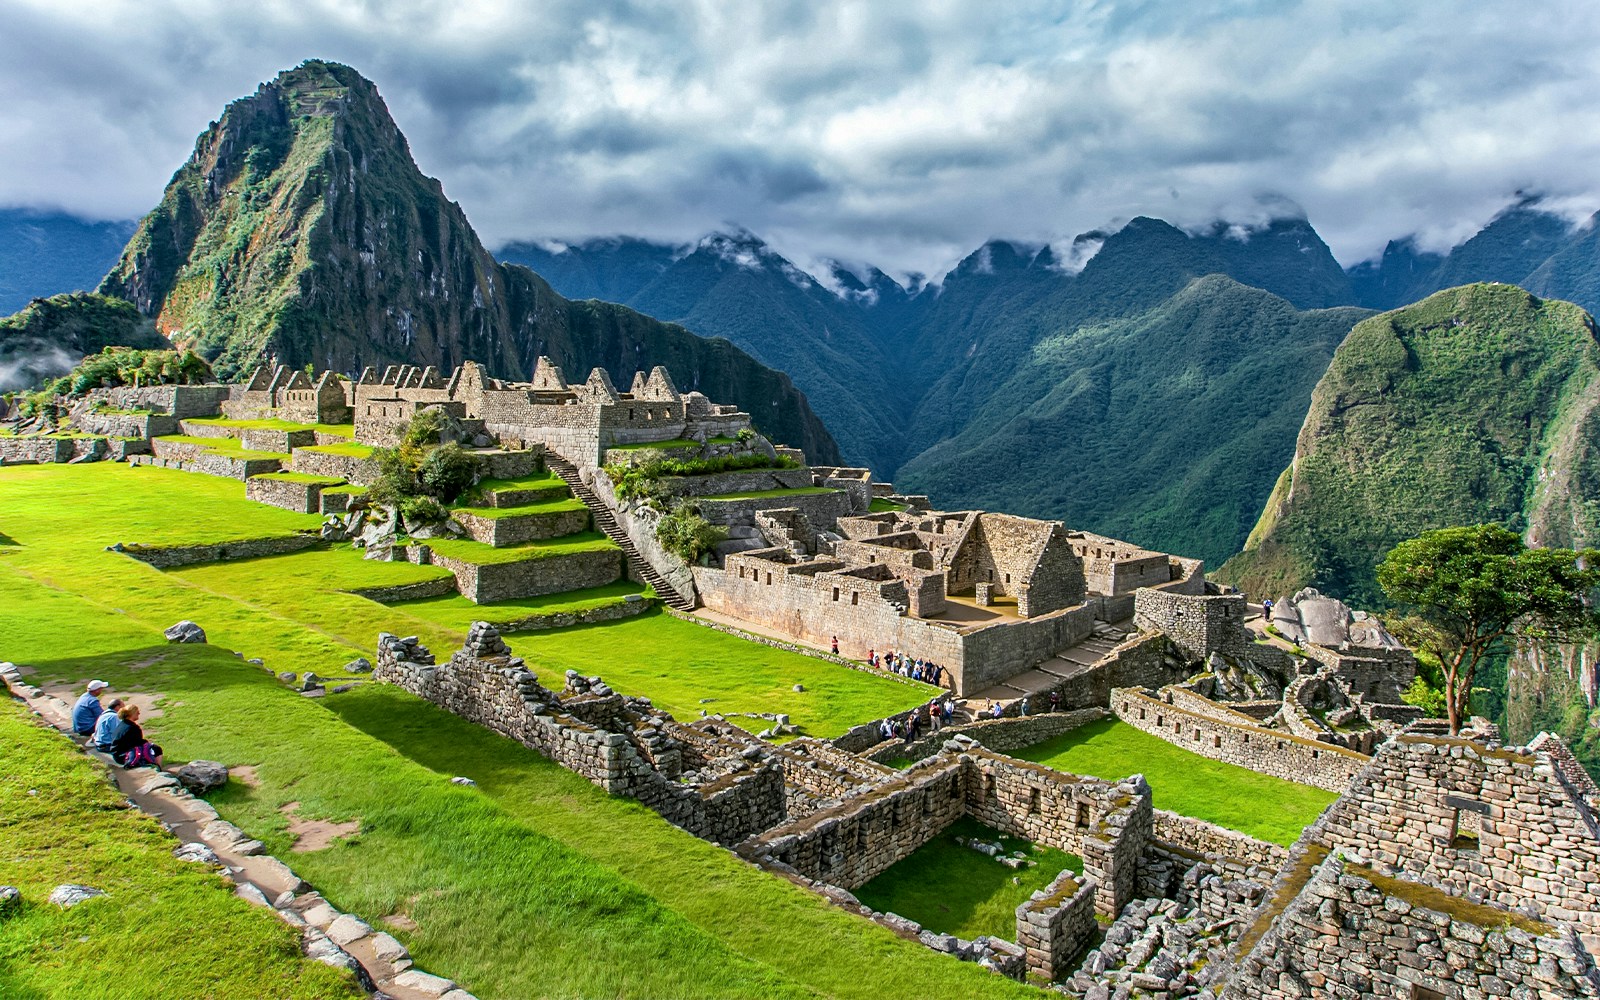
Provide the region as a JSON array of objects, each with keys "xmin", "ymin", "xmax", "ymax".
[
  {"xmin": 71, "ymin": 679, "xmax": 110, "ymax": 737},
  {"xmin": 90, "ymin": 698, "xmax": 125, "ymax": 751},
  {"xmin": 108, "ymin": 704, "xmax": 163, "ymax": 769}
]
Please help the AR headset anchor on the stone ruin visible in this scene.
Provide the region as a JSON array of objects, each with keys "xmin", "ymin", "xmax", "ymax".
[{"xmin": 374, "ymin": 623, "xmax": 784, "ymax": 845}]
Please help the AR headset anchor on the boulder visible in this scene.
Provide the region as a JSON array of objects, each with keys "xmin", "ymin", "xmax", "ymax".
[
  {"xmin": 343, "ymin": 657, "xmax": 373, "ymax": 674},
  {"xmin": 164, "ymin": 620, "xmax": 207, "ymax": 644},
  {"xmin": 0, "ymin": 885, "xmax": 19, "ymax": 917},
  {"xmin": 48, "ymin": 884, "xmax": 106, "ymax": 908},
  {"xmin": 450, "ymin": 776, "xmax": 477, "ymax": 787},
  {"xmin": 174, "ymin": 842, "xmax": 220, "ymax": 865},
  {"xmin": 176, "ymin": 760, "xmax": 229, "ymax": 794}
]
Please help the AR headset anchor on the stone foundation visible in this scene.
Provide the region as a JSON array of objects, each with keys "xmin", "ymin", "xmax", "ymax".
[{"xmin": 426, "ymin": 547, "xmax": 623, "ymax": 604}]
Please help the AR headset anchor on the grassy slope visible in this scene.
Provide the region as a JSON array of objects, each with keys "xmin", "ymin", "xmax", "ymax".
[
  {"xmin": 0, "ymin": 698, "xmax": 359, "ymax": 1000},
  {"xmin": 853, "ymin": 817, "xmax": 1082, "ymax": 941},
  {"xmin": 0, "ymin": 462, "xmax": 1013, "ymax": 999},
  {"xmin": 1218, "ymin": 283, "xmax": 1600, "ymax": 607},
  {"xmin": 897, "ymin": 275, "xmax": 1368, "ymax": 564},
  {"xmin": 1012, "ymin": 718, "xmax": 1336, "ymax": 846}
]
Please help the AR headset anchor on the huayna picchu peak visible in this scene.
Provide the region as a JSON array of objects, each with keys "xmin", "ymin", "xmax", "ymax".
[{"xmin": 98, "ymin": 61, "xmax": 840, "ymax": 463}]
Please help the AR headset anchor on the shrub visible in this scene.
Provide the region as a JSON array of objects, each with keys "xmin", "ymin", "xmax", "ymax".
[
  {"xmin": 655, "ymin": 505, "xmax": 728, "ymax": 565},
  {"xmin": 400, "ymin": 495, "xmax": 449, "ymax": 525},
  {"xmin": 418, "ymin": 442, "xmax": 477, "ymax": 503},
  {"xmin": 404, "ymin": 408, "xmax": 448, "ymax": 449}
]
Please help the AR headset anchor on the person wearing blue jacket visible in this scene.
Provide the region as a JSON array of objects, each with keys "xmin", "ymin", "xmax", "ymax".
[{"xmin": 71, "ymin": 680, "xmax": 110, "ymax": 736}]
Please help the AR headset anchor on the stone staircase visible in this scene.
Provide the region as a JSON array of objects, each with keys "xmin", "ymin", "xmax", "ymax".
[
  {"xmin": 967, "ymin": 619, "xmax": 1134, "ymax": 707},
  {"xmin": 546, "ymin": 456, "xmax": 697, "ymax": 613}
]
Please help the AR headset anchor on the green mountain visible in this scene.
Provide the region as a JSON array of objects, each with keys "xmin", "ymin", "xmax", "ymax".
[
  {"xmin": 1217, "ymin": 283, "xmax": 1600, "ymax": 607},
  {"xmin": 97, "ymin": 60, "xmax": 840, "ymax": 462},
  {"xmin": 0, "ymin": 211, "xmax": 136, "ymax": 317},
  {"xmin": 1346, "ymin": 198, "xmax": 1600, "ymax": 316},
  {"xmin": 0, "ymin": 292, "xmax": 168, "ymax": 392}
]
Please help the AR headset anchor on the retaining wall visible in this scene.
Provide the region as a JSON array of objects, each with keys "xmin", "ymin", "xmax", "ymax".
[
  {"xmin": 246, "ymin": 476, "xmax": 343, "ymax": 514},
  {"xmin": 426, "ymin": 547, "xmax": 622, "ymax": 604},
  {"xmin": 1015, "ymin": 873, "xmax": 1099, "ymax": 982},
  {"xmin": 1111, "ymin": 687, "xmax": 1369, "ymax": 794},
  {"xmin": 453, "ymin": 508, "xmax": 590, "ymax": 546},
  {"xmin": 120, "ymin": 533, "xmax": 319, "ymax": 569},
  {"xmin": 1150, "ymin": 809, "xmax": 1290, "ymax": 872}
]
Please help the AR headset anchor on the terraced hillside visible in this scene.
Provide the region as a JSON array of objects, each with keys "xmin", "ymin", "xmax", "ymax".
[{"xmin": 0, "ymin": 461, "xmax": 1019, "ymax": 999}]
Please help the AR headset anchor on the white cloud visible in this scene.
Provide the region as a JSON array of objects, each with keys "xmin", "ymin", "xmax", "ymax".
[{"xmin": 2, "ymin": 0, "xmax": 1599, "ymax": 278}]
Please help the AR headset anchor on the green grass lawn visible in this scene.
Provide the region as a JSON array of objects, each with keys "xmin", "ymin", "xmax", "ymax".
[
  {"xmin": 869, "ymin": 497, "xmax": 908, "ymax": 513},
  {"xmin": 249, "ymin": 471, "xmax": 348, "ymax": 485},
  {"xmin": 424, "ymin": 531, "xmax": 617, "ymax": 565},
  {"xmin": 183, "ymin": 417, "xmax": 355, "ymax": 438},
  {"xmin": 0, "ymin": 462, "xmax": 1037, "ymax": 1000},
  {"xmin": 297, "ymin": 442, "xmax": 375, "ymax": 458},
  {"xmin": 471, "ymin": 470, "xmax": 567, "ymax": 493},
  {"xmin": 700, "ymin": 487, "xmax": 841, "ymax": 500},
  {"xmin": 450, "ymin": 497, "xmax": 587, "ymax": 519},
  {"xmin": 391, "ymin": 581, "xmax": 648, "ymax": 628},
  {"xmin": 155, "ymin": 434, "xmax": 289, "ymax": 460},
  {"xmin": 174, "ymin": 545, "xmax": 456, "ymax": 600},
  {"xmin": 1012, "ymin": 718, "xmax": 1337, "ymax": 845},
  {"xmin": 607, "ymin": 439, "xmax": 700, "ymax": 451},
  {"xmin": 854, "ymin": 817, "xmax": 1082, "ymax": 942},
  {"xmin": 507, "ymin": 610, "xmax": 932, "ymax": 739},
  {"xmin": 0, "ymin": 698, "xmax": 359, "ymax": 1000}
]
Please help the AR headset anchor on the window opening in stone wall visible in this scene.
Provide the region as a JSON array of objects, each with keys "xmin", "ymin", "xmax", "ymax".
[
  {"xmin": 832, "ymin": 587, "xmax": 840, "ymax": 602},
  {"xmin": 851, "ymin": 592, "xmax": 858, "ymax": 605},
  {"xmin": 1076, "ymin": 802, "xmax": 1090, "ymax": 828},
  {"xmin": 1214, "ymin": 735, "xmax": 1222, "ymax": 749},
  {"xmin": 986, "ymin": 774, "xmax": 996, "ymax": 799},
  {"xmin": 1450, "ymin": 808, "xmax": 1481, "ymax": 851},
  {"xmin": 766, "ymin": 572, "xmax": 772, "ymax": 585},
  {"xmin": 1139, "ymin": 707, "xmax": 1146, "ymax": 720},
  {"xmin": 1311, "ymin": 749, "xmax": 1319, "ymax": 759},
  {"xmin": 949, "ymin": 777, "xmax": 961, "ymax": 799},
  {"xmin": 628, "ymin": 408, "xmax": 635, "ymax": 419},
  {"xmin": 1412, "ymin": 987, "xmax": 1447, "ymax": 1000},
  {"xmin": 857, "ymin": 824, "xmax": 869, "ymax": 850},
  {"xmin": 1156, "ymin": 715, "xmax": 1163, "ymax": 727},
  {"xmin": 1029, "ymin": 788, "xmax": 1041, "ymax": 815}
]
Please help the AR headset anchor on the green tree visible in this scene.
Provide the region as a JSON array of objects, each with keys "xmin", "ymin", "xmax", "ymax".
[{"xmin": 1378, "ymin": 524, "xmax": 1600, "ymax": 734}]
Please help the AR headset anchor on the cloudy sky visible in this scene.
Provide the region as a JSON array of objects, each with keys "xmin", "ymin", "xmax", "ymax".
[{"xmin": 3, "ymin": 0, "xmax": 1598, "ymax": 281}]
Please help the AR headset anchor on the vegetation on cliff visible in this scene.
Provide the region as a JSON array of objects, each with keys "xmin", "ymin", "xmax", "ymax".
[
  {"xmin": 98, "ymin": 60, "xmax": 840, "ymax": 463},
  {"xmin": 0, "ymin": 292, "xmax": 169, "ymax": 393},
  {"xmin": 1218, "ymin": 284, "xmax": 1600, "ymax": 607}
]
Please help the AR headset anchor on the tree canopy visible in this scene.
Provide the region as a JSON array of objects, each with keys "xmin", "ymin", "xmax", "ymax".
[{"xmin": 1377, "ymin": 524, "xmax": 1600, "ymax": 733}]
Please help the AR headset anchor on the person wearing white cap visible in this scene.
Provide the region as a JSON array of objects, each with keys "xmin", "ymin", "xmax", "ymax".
[{"xmin": 71, "ymin": 680, "xmax": 110, "ymax": 737}]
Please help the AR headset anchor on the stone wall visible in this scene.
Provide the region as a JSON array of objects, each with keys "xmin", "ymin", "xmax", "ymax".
[
  {"xmin": 661, "ymin": 467, "xmax": 813, "ymax": 498},
  {"xmin": 246, "ymin": 475, "xmax": 342, "ymax": 514},
  {"xmin": 0, "ymin": 437, "xmax": 77, "ymax": 464},
  {"xmin": 865, "ymin": 709, "xmax": 1107, "ymax": 765},
  {"xmin": 373, "ymin": 625, "xmax": 785, "ymax": 845},
  {"xmin": 74, "ymin": 410, "xmax": 180, "ymax": 438},
  {"xmin": 1301, "ymin": 731, "xmax": 1600, "ymax": 938},
  {"xmin": 287, "ymin": 448, "xmax": 382, "ymax": 485},
  {"xmin": 697, "ymin": 490, "xmax": 854, "ymax": 532},
  {"xmin": 1133, "ymin": 588, "xmax": 1259, "ymax": 663},
  {"xmin": 1025, "ymin": 633, "xmax": 1198, "ymax": 714},
  {"xmin": 1015, "ymin": 872, "xmax": 1099, "ymax": 982},
  {"xmin": 340, "ymin": 577, "xmax": 458, "ymax": 603},
  {"xmin": 1224, "ymin": 851, "xmax": 1600, "ymax": 999},
  {"xmin": 589, "ymin": 468, "xmax": 700, "ymax": 605},
  {"xmin": 1150, "ymin": 809, "xmax": 1290, "ymax": 872},
  {"xmin": 426, "ymin": 547, "xmax": 622, "ymax": 604},
  {"xmin": 452, "ymin": 508, "xmax": 590, "ymax": 547},
  {"xmin": 1111, "ymin": 687, "xmax": 1369, "ymax": 794},
  {"xmin": 120, "ymin": 533, "xmax": 319, "ymax": 569},
  {"xmin": 102, "ymin": 384, "xmax": 230, "ymax": 418}
]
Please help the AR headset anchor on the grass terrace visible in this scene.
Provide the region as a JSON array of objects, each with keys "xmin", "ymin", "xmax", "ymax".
[
  {"xmin": 701, "ymin": 486, "xmax": 840, "ymax": 501},
  {"xmin": 174, "ymin": 546, "xmax": 456, "ymax": 605},
  {"xmin": 184, "ymin": 417, "xmax": 356, "ymax": 438},
  {"xmin": 424, "ymin": 531, "xmax": 617, "ymax": 565},
  {"xmin": 156, "ymin": 433, "xmax": 289, "ymax": 460},
  {"xmin": 607, "ymin": 438, "xmax": 701, "ymax": 452},
  {"xmin": 854, "ymin": 817, "xmax": 1083, "ymax": 942},
  {"xmin": 869, "ymin": 498, "xmax": 909, "ymax": 513},
  {"xmin": 508, "ymin": 610, "xmax": 932, "ymax": 738},
  {"xmin": 471, "ymin": 470, "xmax": 567, "ymax": 493},
  {"xmin": 392, "ymin": 581, "xmax": 649, "ymax": 630},
  {"xmin": 0, "ymin": 461, "xmax": 1035, "ymax": 1000},
  {"xmin": 296, "ymin": 441, "xmax": 376, "ymax": 458},
  {"xmin": 0, "ymin": 698, "xmax": 360, "ymax": 999},
  {"xmin": 249, "ymin": 471, "xmax": 348, "ymax": 485},
  {"xmin": 1012, "ymin": 718, "xmax": 1337, "ymax": 846},
  {"xmin": 450, "ymin": 497, "xmax": 587, "ymax": 519}
]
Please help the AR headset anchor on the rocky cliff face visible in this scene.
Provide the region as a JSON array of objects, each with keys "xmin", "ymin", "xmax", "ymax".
[
  {"xmin": 99, "ymin": 61, "xmax": 839, "ymax": 462},
  {"xmin": 1218, "ymin": 283, "xmax": 1600, "ymax": 607}
]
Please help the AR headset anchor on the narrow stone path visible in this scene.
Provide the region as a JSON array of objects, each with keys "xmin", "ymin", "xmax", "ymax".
[
  {"xmin": 0, "ymin": 666, "xmax": 473, "ymax": 1000},
  {"xmin": 545, "ymin": 455, "xmax": 697, "ymax": 612}
]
